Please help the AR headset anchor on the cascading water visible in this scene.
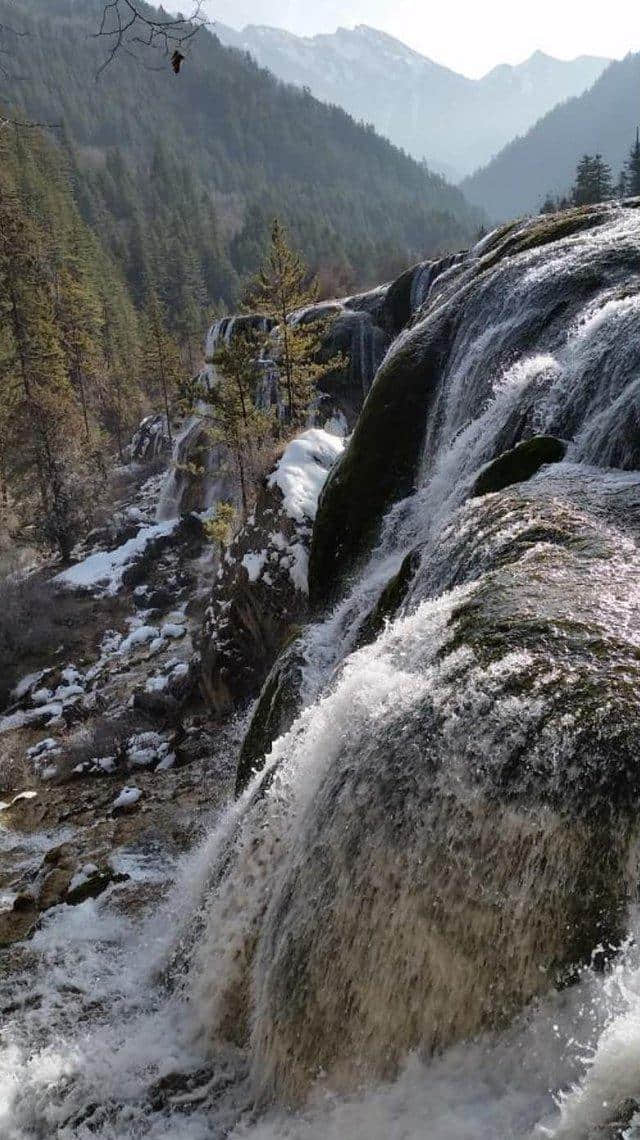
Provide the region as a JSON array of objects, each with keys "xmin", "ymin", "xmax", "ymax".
[{"xmin": 5, "ymin": 205, "xmax": 640, "ymax": 1138}]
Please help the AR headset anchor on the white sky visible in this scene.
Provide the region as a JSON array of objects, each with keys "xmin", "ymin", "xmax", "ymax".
[{"xmin": 197, "ymin": 0, "xmax": 640, "ymax": 77}]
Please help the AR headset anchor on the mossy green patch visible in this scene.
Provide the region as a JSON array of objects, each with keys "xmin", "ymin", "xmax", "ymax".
[
  {"xmin": 235, "ymin": 630, "xmax": 306, "ymax": 796},
  {"xmin": 471, "ymin": 436, "xmax": 567, "ymax": 498},
  {"xmin": 309, "ymin": 308, "xmax": 454, "ymax": 611}
]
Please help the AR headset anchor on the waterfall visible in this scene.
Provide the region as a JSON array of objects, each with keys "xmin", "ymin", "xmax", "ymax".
[
  {"xmin": 409, "ymin": 251, "xmax": 466, "ymax": 314},
  {"xmin": 7, "ymin": 206, "xmax": 640, "ymax": 1138},
  {"xmin": 183, "ymin": 205, "xmax": 640, "ymax": 1108}
]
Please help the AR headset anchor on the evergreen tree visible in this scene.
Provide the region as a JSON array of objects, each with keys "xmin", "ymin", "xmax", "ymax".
[
  {"xmin": 248, "ymin": 219, "xmax": 340, "ymax": 427},
  {"xmin": 96, "ymin": 289, "xmax": 143, "ymax": 462},
  {"xmin": 210, "ymin": 332, "xmax": 274, "ymax": 518},
  {"xmin": 142, "ymin": 290, "xmax": 182, "ymax": 447},
  {"xmin": 0, "ymin": 123, "xmax": 146, "ymax": 551},
  {"xmin": 0, "ymin": 172, "xmax": 87, "ymax": 559},
  {"xmin": 623, "ymin": 128, "xmax": 640, "ymax": 197},
  {"xmin": 56, "ymin": 263, "xmax": 103, "ymax": 442},
  {"xmin": 572, "ymin": 154, "xmax": 613, "ymax": 205}
]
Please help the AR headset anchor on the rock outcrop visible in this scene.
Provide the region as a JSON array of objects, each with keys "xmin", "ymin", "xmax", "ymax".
[
  {"xmin": 470, "ymin": 435, "xmax": 567, "ymax": 497},
  {"xmin": 199, "ymin": 429, "xmax": 343, "ymax": 716}
]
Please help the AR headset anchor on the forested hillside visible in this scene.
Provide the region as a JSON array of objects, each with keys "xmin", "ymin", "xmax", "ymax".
[
  {"xmin": 462, "ymin": 52, "xmax": 640, "ymax": 219},
  {"xmin": 0, "ymin": 0, "xmax": 482, "ymax": 344},
  {"xmin": 0, "ymin": 126, "xmax": 148, "ymax": 558}
]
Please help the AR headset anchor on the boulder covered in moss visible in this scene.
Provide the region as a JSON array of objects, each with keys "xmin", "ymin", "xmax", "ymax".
[
  {"xmin": 309, "ymin": 306, "xmax": 455, "ymax": 611},
  {"xmin": 471, "ymin": 436, "xmax": 568, "ymax": 498}
]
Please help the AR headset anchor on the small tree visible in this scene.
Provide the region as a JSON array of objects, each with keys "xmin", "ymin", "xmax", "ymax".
[
  {"xmin": 142, "ymin": 289, "xmax": 182, "ymax": 447},
  {"xmin": 623, "ymin": 128, "xmax": 640, "ymax": 197},
  {"xmin": 210, "ymin": 331, "xmax": 274, "ymax": 518},
  {"xmin": 247, "ymin": 219, "xmax": 337, "ymax": 428},
  {"xmin": 572, "ymin": 154, "xmax": 613, "ymax": 206}
]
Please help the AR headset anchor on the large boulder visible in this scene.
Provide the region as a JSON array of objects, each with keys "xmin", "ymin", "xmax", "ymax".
[
  {"xmin": 310, "ymin": 204, "xmax": 640, "ymax": 610},
  {"xmin": 194, "ymin": 486, "xmax": 640, "ymax": 1107},
  {"xmin": 309, "ymin": 304, "xmax": 455, "ymax": 608}
]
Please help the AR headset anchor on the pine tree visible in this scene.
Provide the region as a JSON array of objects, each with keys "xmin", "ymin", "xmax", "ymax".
[
  {"xmin": 56, "ymin": 264, "xmax": 103, "ymax": 442},
  {"xmin": 96, "ymin": 290, "xmax": 143, "ymax": 462},
  {"xmin": 0, "ymin": 172, "xmax": 87, "ymax": 559},
  {"xmin": 623, "ymin": 128, "xmax": 640, "ymax": 197},
  {"xmin": 209, "ymin": 332, "xmax": 275, "ymax": 518},
  {"xmin": 142, "ymin": 290, "xmax": 182, "ymax": 447},
  {"xmin": 572, "ymin": 154, "xmax": 613, "ymax": 206},
  {"xmin": 247, "ymin": 219, "xmax": 340, "ymax": 427}
]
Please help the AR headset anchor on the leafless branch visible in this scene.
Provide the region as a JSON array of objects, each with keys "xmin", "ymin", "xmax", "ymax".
[
  {"xmin": 0, "ymin": 117, "xmax": 60, "ymax": 133},
  {"xmin": 95, "ymin": 1, "xmax": 209, "ymax": 77}
]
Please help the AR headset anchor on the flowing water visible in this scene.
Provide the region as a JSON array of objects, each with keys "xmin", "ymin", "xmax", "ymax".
[{"xmin": 4, "ymin": 207, "xmax": 640, "ymax": 1137}]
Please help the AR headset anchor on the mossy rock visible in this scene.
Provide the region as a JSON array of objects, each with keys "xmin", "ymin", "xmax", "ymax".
[
  {"xmin": 309, "ymin": 306, "xmax": 455, "ymax": 611},
  {"xmin": 236, "ymin": 632, "xmax": 306, "ymax": 796},
  {"xmin": 471, "ymin": 436, "xmax": 567, "ymax": 498},
  {"xmin": 478, "ymin": 206, "xmax": 610, "ymax": 275},
  {"xmin": 380, "ymin": 263, "xmax": 420, "ymax": 337},
  {"xmin": 354, "ymin": 549, "xmax": 421, "ymax": 650}
]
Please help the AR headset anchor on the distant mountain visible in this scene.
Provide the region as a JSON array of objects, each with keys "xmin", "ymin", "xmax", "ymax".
[
  {"xmin": 0, "ymin": 0, "xmax": 483, "ymax": 311},
  {"xmin": 214, "ymin": 23, "xmax": 609, "ymax": 179},
  {"xmin": 462, "ymin": 53, "xmax": 640, "ymax": 219}
]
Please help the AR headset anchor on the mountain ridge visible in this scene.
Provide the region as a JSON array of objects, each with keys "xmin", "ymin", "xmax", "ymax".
[
  {"xmin": 213, "ymin": 21, "xmax": 609, "ymax": 179},
  {"xmin": 0, "ymin": 0, "xmax": 482, "ymax": 313},
  {"xmin": 462, "ymin": 52, "xmax": 640, "ymax": 219}
]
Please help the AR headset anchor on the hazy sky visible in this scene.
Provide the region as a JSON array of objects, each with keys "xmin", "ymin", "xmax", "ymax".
[{"xmin": 196, "ymin": 0, "xmax": 640, "ymax": 77}]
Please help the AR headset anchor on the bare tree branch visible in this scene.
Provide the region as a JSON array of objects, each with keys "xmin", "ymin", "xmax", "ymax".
[
  {"xmin": 95, "ymin": 1, "xmax": 209, "ymax": 77},
  {"xmin": 0, "ymin": 117, "xmax": 60, "ymax": 133}
]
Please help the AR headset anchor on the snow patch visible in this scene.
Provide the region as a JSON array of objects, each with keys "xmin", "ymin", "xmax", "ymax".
[
  {"xmin": 55, "ymin": 519, "xmax": 179, "ymax": 595},
  {"xmin": 113, "ymin": 786, "xmax": 142, "ymax": 810},
  {"xmin": 242, "ymin": 550, "xmax": 268, "ymax": 582},
  {"xmin": 268, "ymin": 429, "xmax": 344, "ymax": 523},
  {"xmin": 119, "ymin": 626, "xmax": 160, "ymax": 655}
]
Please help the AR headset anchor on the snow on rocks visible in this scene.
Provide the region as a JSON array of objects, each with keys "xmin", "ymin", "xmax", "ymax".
[
  {"xmin": 268, "ymin": 428, "xmax": 344, "ymax": 524},
  {"xmin": 162, "ymin": 622, "xmax": 186, "ymax": 639},
  {"xmin": 126, "ymin": 732, "xmax": 174, "ymax": 770},
  {"xmin": 119, "ymin": 625, "xmax": 160, "ymax": 655},
  {"xmin": 68, "ymin": 862, "xmax": 99, "ymax": 894},
  {"xmin": 54, "ymin": 519, "xmax": 180, "ymax": 596},
  {"xmin": 112, "ymin": 786, "xmax": 142, "ymax": 812},
  {"xmin": 200, "ymin": 429, "xmax": 343, "ymax": 714},
  {"xmin": 11, "ymin": 670, "xmax": 48, "ymax": 701},
  {"xmin": 241, "ymin": 550, "xmax": 268, "ymax": 582},
  {"xmin": 31, "ymin": 688, "xmax": 54, "ymax": 706},
  {"xmin": 26, "ymin": 738, "xmax": 62, "ymax": 781},
  {"xmin": 27, "ymin": 738, "xmax": 59, "ymax": 760},
  {"xmin": 0, "ymin": 703, "xmax": 64, "ymax": 736}
]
